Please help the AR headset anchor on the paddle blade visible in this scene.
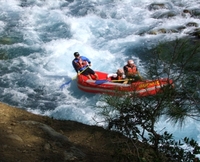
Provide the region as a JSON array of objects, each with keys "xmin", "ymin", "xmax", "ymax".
[
  {"xmin": 60, "ymin": 79, "xmax": 72, "ymax": 89},
  {"xmin": 95, "ymin": 79, "xmax": 108, "ymax": 85}
]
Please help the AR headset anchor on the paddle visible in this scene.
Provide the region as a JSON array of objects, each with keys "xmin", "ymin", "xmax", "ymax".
[
  {"xmin": 94, "ymin": 76, "xmax": 142, "ymax": 85},
  {"xmin": 60, "ymin": 75, "xmax": 77, "ymax": 89},
  {"xmin": 137, "ymin": 71, "xmax": 143, "ymax": 81},
  {"xmin": 95, "ymin": 79, "xmax": 109, "ymax": 85},
  {"xmin": 95, "ymin": 79, "xmax": 128, "ymax": 85},
  {"xmin": 60, "ymin": 66, "xmax": 89, "ymax": 89}
]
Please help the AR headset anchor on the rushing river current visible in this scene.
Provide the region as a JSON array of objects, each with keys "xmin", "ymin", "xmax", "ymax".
[{"xmin": 0, "ymin": 0, "xmax": 200, "ymax": 143}]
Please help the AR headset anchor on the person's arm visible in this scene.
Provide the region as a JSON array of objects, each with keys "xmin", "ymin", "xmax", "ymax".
[
  {"xmin": 107, "ymin": 73, "xmax": 117, "ymax": 79},
  {"xmin": 123, "ymin": 66, "xmax": 128, "ymax": 75},
  {"xmin": 122, "ymin": 74, "xmax": 126, "ymax": 79},
  {"xmin": 81, "ymin": 56, "xmax": 91, "ymax": 66},
  {"xmin": 133, "ymin": 64, "xmax": 138, "ymax": 72},
  {"xmin": 72, "ymin": 60, "xmax": 78, "ymax": 73}
]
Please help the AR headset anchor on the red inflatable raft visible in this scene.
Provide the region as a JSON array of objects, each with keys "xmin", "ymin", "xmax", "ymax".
[{"xmin": 77, "ymin": 71, "xmax": 173, "ymax": 97}]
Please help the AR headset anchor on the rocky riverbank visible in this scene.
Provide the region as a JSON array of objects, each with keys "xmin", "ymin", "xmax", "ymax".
[{"xmin": 0, "ymin": 102, "xmax": 155, "ymax": 162}]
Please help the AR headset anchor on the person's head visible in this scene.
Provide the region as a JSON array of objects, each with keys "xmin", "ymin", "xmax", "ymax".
[
  {"xmin": 74, "ymin": 52, "xmax": 80, "ymax": 58},
  {"xmin": 127, "ymin": 59, "xmax": 134, "ymax": 66},
  {"xmin": 116, "ymin": 68, "xmax": 124, "ymax": 76}
]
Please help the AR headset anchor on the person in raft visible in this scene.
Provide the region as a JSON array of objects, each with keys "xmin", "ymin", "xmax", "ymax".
[
  {"xmin": 72, "ymin": 52, "xmax": 98, "ymax": 80},
  {"xmin": 107, "ymin": 68, "xmax": 126, "ymax": 83},
  {"xmin": 123, "ymin": 59, "xmax": 142, "ymax": 83}
]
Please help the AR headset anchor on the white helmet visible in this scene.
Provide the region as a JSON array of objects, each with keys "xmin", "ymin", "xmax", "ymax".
[
  {"xmin": 128, "ymin": 59, "xmax": 134, "ymax": 64},
  {"xmin": 117, "ymin": 68, "xmax": 124, "ymax": 74}
]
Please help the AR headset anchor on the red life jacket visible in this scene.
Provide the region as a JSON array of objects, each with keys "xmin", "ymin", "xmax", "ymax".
[
  {"xmin": 125, "ymin": 64, "xmax": 137, "ymax": 76},
  {"xmin": 74, "ymin": 57, "xmax": 88, "ymax": 70}
]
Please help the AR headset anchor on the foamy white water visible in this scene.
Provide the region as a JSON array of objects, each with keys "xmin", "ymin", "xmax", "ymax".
[{"xmin": 0, "ymin": 0, "xmax": 200, "ymax": 143}]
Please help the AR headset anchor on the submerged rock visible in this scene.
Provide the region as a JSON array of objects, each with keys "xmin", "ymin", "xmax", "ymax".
[
  {"xmin": 151, "ymin": 11, "xmax": 178, "ymax": 19},
  {"xmin": 147, "ymin": 3, "xmax": 173, "ymax": 11},
  {"xmin": 147, "ymin": 26, "xmax": 186, "ymax": 35},
  {"xmin": 182, "ymin": 8, "xmax": 200, "ymax": 18},
  {"xmin": 186, "ymin": 22, "xmax": 199, "ymax": 27},
  {"xmin": 189, "ymin": 28, "xmax": 200, "ymax": 38},
  {"xmin": 0, "ymin": 37, "xmax": 13, "ymax": 45}
]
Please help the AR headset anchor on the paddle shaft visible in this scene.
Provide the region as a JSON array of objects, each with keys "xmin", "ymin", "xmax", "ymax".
[{"xmin": 60, "ymin": 66, "xmax": 89, "ymax": 89}]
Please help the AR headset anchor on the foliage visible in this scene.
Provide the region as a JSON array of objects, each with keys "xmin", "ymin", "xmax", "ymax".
[
  {"xmin": 98, "ymin": 38, "xmax": 200, "ymax": 161},
  {"xmin": 148, "ymin": 38, "xmax": 200, "ymax": 124}
]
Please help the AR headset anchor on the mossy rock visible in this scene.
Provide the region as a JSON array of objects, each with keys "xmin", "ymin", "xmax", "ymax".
[{"xmin": 0, "ymin": 37, "xmax": 13, "ymax": 45}]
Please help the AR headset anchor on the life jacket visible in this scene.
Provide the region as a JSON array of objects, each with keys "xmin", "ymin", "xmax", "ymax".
[
  {"xmin": 110, "ymin": 74, "xmax": 124, "ymax": 81},
  {"xmin": 125, "ymin": 65, "xmax": 137, "ymax": 76},
  {"xmin": 117, "ymin": 75, "xmax": 123, "ymax": 80},
  {"xmin": 74, "ymin": 57, "xmax": 88, "ymax": 70}
]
